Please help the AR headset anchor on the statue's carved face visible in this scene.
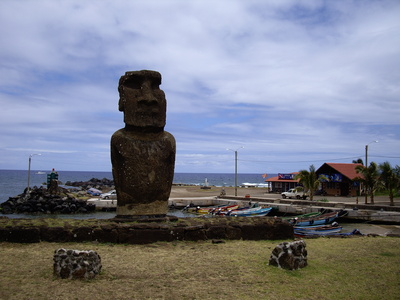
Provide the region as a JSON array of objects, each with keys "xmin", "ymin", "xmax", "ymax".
[{"xmin": 118, "ymin": 71, "xmax": 166, "ymax": 128}]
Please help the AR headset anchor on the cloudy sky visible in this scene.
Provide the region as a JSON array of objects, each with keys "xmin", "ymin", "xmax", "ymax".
[{"xmin": 1, "ymin": 0, "xmax": 399, "ymax": 174}]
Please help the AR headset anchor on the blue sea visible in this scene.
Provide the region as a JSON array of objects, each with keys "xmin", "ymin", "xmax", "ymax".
[{"xmin": 0, "ymin": 169, "xmax": 275, "ymax": 204}]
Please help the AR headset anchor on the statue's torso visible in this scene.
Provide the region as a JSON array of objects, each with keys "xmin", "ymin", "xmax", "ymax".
[{"xmin": 111, "ymin": 128, "xmax": 176, "ymax": 215}]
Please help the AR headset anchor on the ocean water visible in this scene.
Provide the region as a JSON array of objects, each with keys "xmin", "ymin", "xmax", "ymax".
[{"xmin": 0, "ymin": 169, "xmax": 274, "ymax": 204}]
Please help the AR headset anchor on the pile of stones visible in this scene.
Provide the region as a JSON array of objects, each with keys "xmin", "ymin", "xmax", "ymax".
[
  {"xmin": 0, "ymin": 186, "xmax": 96, "ymax": 214},
  {"xmin": 269, "ymin": 240, "xmax": 308, "ymax": 270},
  {"xmin": 53, "ymin": 248, "xmax": 102, "ymax": 279},
  {"xmin": 65, "ymin": 177, "xmax": 114, "ymax": 190}
]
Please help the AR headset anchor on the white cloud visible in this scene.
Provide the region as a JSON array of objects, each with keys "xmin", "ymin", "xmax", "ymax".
[{"xmin": 0, "ymin": 0, "xmax": 399, "ymax": 173}]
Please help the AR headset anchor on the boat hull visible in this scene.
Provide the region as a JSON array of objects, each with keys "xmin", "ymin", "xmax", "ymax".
[{"xmin": 228, "ymin": 207, "xmax": 272, "ymax": 217}]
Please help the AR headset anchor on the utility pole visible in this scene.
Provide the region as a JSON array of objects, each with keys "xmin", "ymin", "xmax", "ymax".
[
  {"xmin": 27, "ymin": 153, "xmax": 41, "ymax": 192},
  {"xmin": 364, "ymin": 141, "xmax": 378, "ymax": 204},
  {"xmin": 227, "ymin": 147, "xmax": 244, "ymax": 196}
]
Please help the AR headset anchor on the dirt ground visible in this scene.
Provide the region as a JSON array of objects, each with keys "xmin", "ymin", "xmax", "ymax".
[{"xmin": 170, "ymin": 185, "xmax": 397, "ymax": 206}]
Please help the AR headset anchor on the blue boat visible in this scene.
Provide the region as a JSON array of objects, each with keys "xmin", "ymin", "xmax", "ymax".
[
  {"xmin": 294, "ymin": 226, "xmax": 343, "ymax": 235},
  {"xmin": 290, "ymin": 211, "xmax": 339, "ymax": 226},
  {"xmin": 294, "ymin": 228, "xmax": 362, "ymax": 238},
  {"xmin": 228, "ymin": 206, "xmax": 272, "ymax": 217}
]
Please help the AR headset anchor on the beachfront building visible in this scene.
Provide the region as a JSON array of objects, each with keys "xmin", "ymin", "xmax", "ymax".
[
  {"xmin": 316, "ymin": 163, "xmax": 362, "ymax": 197},
  {"xmin": 265, "ymin": 163, "xmax": 362, "ymax": 197},
  {"xmin": 264, "ymin": 172, "xmax": 300, "ymax": 193}
]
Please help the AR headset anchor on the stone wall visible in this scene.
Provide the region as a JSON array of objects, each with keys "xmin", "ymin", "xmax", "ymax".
[{"xmin": 0, "ymin": 217, "xmax": 293, "ymax": 244}]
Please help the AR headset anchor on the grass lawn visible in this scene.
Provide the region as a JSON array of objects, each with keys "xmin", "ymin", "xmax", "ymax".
[{"xmin": 0, "ymin": 237, "xmax": 399, "ymax": 300}]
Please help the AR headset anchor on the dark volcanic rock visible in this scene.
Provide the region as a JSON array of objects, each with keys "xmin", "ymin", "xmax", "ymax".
[
  {"xmin": 0, "ymin": 217, "xmax": 295, "ymax": 244},
  {"xmin": 269, "ymin": 240, "xmax": 308, "ymax": 270},
  {"xmin": 53, "ymin": 248, "xmax": 102, "ymax": 280},
  {"xmin": 64, "ymin": 177, "xmax": 114, "ymax": 190},
  {"xmin": 0, "ymin": 186, "xmax": 96, "ymax": 214}
]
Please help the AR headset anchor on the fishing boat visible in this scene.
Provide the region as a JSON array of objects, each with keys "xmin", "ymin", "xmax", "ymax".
[
  {"xmin": 282, "ymin": 211, "xmax": 322, "ymax": 220},
  {"xmin": 209, "ymin": 204, "xmax": 239, "ymax": 215},
  {"xmin": 294, "ymin": 222, "xmax": 340, "ymax": 230},
  {"xmin": 294, "ymin": 228, "xmax": 362, "ymax": 238},
  {"xmin": 294, "ymin": 225, "xmax": 343, "ymax": 235},
  {"xmin": 228, "ymin": 206, "xmax": 272, "ymax": 217},
  {"xmin": 290, "ymin": 211, "xmax": 341, "ymax": 227},
  {"xmin": 185, "ymin": 204, "xmax": 238, "ymax": 215}
]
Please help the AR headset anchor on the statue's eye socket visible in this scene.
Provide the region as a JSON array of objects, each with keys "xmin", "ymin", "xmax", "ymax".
[
  {"xmin": 123, "ymin": 79, "xmax": 142, "ymax": 89},
  {"xmin": 151, "ymin": 83, "xmax": 160, "ymax": 89}
]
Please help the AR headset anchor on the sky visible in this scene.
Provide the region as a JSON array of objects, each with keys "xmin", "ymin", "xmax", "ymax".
[{"xmin": 0, "ymin": 0, "xmax": 399, "ymax": 175}]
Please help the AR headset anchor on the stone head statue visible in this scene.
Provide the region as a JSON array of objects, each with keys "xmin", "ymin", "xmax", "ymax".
[
  {"xmin": 111, "ymin": 70, "xmax": 176, "ymax": 218},
  {"xmin": 118, "ymin": 70, "xmax": 166, "ymax": 130}
]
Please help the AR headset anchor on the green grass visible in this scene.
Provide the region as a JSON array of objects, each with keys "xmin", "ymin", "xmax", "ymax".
[
  {"xmin": 0, "ymin": 237, "xmax": 399, "ymax": 299},
  {"xmin": 316, "ymin": 198, "xmax": 329, "ymax": 202}
]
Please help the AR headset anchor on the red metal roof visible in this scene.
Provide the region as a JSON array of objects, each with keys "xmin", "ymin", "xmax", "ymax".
[
  {"xmin": 318, "ymin": 163, "xmax": 363, "ymax": 180},
  {"xmin": 264, "ymin": 172, "xmax": 300, "ymax": 183}
]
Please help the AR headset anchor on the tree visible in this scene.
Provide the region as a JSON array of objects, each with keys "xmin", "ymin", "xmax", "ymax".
[
  {"xmin": 355, "ymin": 162, "xmax": 380, "ymax": 204},
  {"xmin": 379, "ymin": 161, "xmax": 400, "ymax": 206},
  {"xmin": 352, "ymin": 158, "xmax": 364, "ymax": 165},
  {"xmin": 295, "ymin": 165, "xmax": 327, "ymax": 201}
]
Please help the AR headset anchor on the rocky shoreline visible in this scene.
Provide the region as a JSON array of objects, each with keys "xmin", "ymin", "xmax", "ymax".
[
  {"xmin": 0, "ymin": 177, "xmax": 117, "ymax": 215},
  {"xmin": 64, "ymin": 177, "xmax": 114, "ymax": 190},
  {"xmin": 0, "ymin": 186, "xmax": 96, "ymax": 214}
]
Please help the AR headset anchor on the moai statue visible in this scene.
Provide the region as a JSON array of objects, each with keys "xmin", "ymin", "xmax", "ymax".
[{"xmin": 111, "ymin": 70, "xmax": 176, "ymax": 218}]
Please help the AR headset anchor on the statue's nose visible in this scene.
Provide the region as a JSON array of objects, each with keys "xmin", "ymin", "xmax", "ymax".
[{"xmin": 139, "ymin": 82, "xmax": 158, "ymax": 105}]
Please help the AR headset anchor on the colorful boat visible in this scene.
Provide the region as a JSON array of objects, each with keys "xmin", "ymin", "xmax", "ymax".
[
  {"xmin": 290, "ymin": 211, "xmax": 340, "ymax": 226},
  {"xmin": 209, "ymin": 205, "xmax": 240, "ymax": 215},
  {"xmin": 282, "ymin": 211, "xmax": 322, "ymax": 220},
  {"xmin": 185, "ymin": 204, "xmax": 239, "ymax": 215},
  {"xmin": 294, "ymin": 222, "xmax": 340, "ymax": 230},
  {"xmin": 294, "ymin": 228, "xmax": 362, "ymax": 238},
  {"xmin": 228, "ymin": 206, "xmax": 273, "ymax": 217},
  {"xmin": 294, "ymin": 225, "xmax": 343, "ymax": 235}
]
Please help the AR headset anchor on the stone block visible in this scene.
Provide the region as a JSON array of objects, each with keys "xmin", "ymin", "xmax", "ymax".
[
  {"xmin": 8, "ymin": 227, "xmax": 40, "ymax": 243},
  {"xmin": 40, "ymin": 226, "xmax": 72, "ymax": 242}
]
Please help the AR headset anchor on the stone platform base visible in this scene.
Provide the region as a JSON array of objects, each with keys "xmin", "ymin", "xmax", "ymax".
[
  {"xmin": 113, "ymin": 215, "xmax": 179, "ymax": 223},
  {"xmin": 0, "ymin": 217, "xmax": 293, "ymax": 244}
]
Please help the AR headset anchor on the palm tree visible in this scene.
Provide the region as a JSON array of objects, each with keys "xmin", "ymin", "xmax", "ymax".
[
  {"xmin": 295, "ymin": 165, "xmax": 327, "ymax": 201},
  {"xmin": 352, "ymin": 158, "xmax": 364, "ymax": 165},
  {"xmin": 379, "ymin": 162, "xmax": 400, "ymax": 206},
  {"xmin": 355, "ymin": 162, "xmax": 380, "ymax": 204}
]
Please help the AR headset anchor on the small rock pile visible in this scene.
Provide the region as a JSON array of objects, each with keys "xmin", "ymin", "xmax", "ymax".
[
  {"xmin": 65, "ymin": 177, "xmax": 114, "ymax": 190},
  {"xmin": 0, "ymin": 186, "xmax": 96, "ymax": 214},
  {"xmin": 53, "ymin": 248, "xmax": 102, "ymax": 279},
  {"xmin": 269, "ymin": 240, "xmax": 308, "ymax": 270}
]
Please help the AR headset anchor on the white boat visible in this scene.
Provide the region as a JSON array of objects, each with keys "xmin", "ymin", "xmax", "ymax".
[
  {"xmin": 86, "ymin": 198, "xmax": 117, "ymax": 210},
  {"xmin": 241, "ymin": 182, "xmax": 270, "ymax": 188}
]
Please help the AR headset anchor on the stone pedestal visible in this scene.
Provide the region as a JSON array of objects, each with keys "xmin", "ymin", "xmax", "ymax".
[
  {"xmin": 53, "ymin": 248, "xmax": 102, "ymax": 279},
  {"xmin": 269, "ymin": 240, "xmax": 308, "ymax": 270}
]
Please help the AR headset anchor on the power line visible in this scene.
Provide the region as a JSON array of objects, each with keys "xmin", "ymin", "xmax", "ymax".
[{"xmin": 237, "ymin": 156, "xmax": 363, "ymax": 164}]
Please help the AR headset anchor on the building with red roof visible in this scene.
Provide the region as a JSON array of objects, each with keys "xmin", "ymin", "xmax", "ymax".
[
  {"xmin": 264, "ymin": 172, "xmax": 301, "ymax": 193},
  {"xmin": 316, "ymin": 163, "xmax": 363, "ymax": 197},
  {"xmin": 264, "ymin": 163, "xmax": 363, "ymax": 197}
]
